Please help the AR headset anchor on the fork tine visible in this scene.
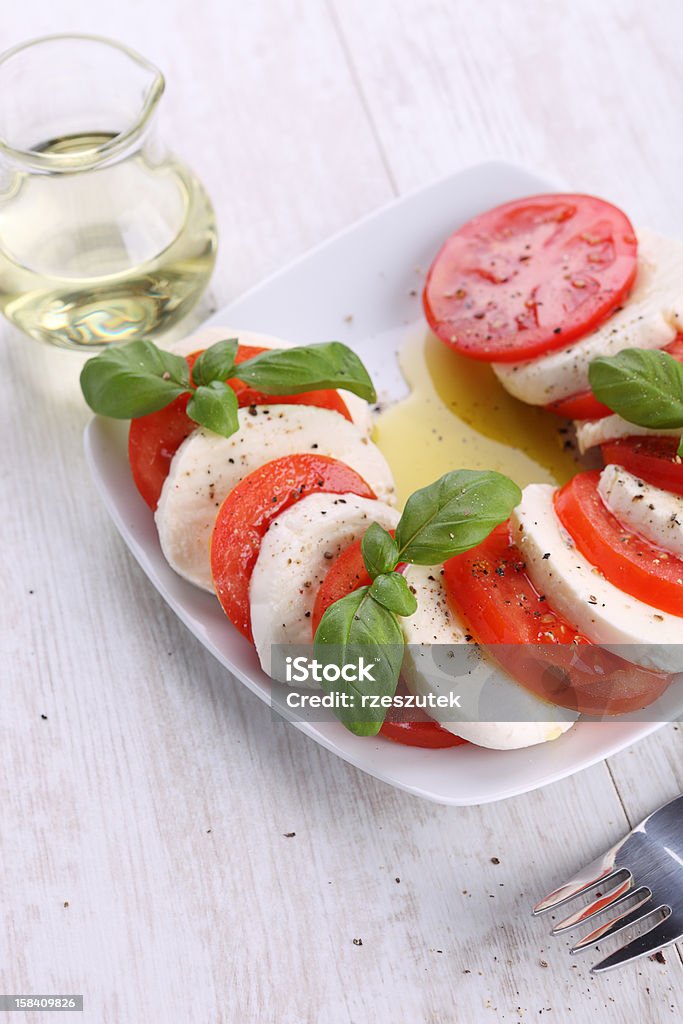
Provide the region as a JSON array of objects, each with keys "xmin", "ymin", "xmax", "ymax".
[
  {"xmin": 551, "ymin": 875, "xmax": 634, "ymax": 933},
  {"xmin": 569, "ymin": 888, "xmax": 653, "ymax": 951},
  {"xmin": 532, "ymin": 857, "xmax": 619, "ymax": 916},
  {"xmin": 591, "ymin": 911, "xmax": 682, "ymax": 973}
]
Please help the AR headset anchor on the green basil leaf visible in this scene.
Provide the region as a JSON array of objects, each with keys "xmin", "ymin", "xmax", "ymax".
[
  {"xmin": 369, "ymin": 572, "xmax": 417, "ymax": 616},
  {"xmin": 314, "ymin": 587, "xmax": 403, "ymax": 736},
  {"xmin": 589, "ymin": 349, "xmax": 683, "ymax": 429},
  {"xmin": 232, "ymin": 342, "xmax": 376, "ymax": 402},
  {"xmin": 394, "ymin": 470, "xmax": 521, "ymax": 564},
  {"xmin": 678, "ymin": 436, "xmax": 683, "ymax": 458},
  {"xmin": 186, "ymin": 381, "xmax": 239, "ymax": 438},
  {"xmin": 80, "ymin": 339, "xmax": 190, "ymax": 418},
  {"xmin": 191, "ymin": 338, "xmax": 239, "ymax": 387},
  {"xmin": 361, "ymin": 522, "xmax": 399, "ymax": 578}
]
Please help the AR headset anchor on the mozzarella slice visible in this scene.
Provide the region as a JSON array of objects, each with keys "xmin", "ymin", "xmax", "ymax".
[
  {"xmin": 168, "ymin": 325, "xmax": 372, "ymax": 435},
  {"xmin": 576, "ymin": 414, "xmax": 681, "ymax": 453},
  {"xmin": 400, "ymin": 565, "xmax": 577, "ymax": 749},
  {"xmin": 156, "ymin": 406, "xmax": 396, "ymax": 591},
  {"xmin": 492, "ymin": 229, "xmax": 683, "ymax": 406},
  {"xmin": 512, "ymin": 483, "xmax": 683, "ymax": 671},
  {"xmin": 249, "ymin": 493, "xmax": 399, "ymax": 679},
  {"xmin": 598, "ymin": 464, "xmax": 683, "ymax": 557}
]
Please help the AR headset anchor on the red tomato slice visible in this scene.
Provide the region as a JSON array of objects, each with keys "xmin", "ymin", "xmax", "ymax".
[
  {"xmin": 665, "ymin": 332, "xmax": 683, "ymax": 361},
  {"xmin": 128, "ymin": 344, "xmax": 352, "ymax": 510},
  {"xmin": 424, "ymin": 194, "xmax": 637, "ymax": 363},
  {"xmin": 127, "ymin": 351, "xmax": 200, "ymax": 511},
  {"xmin": 128, "ymin": 392, "xmax": 195, "ymax": 511},
  {"xmin": 211, "ymin": 455, "xmax": 375, "ymax": 641},
  {"xmin": 443, "ymin": 524, "xmax": 669, "ymax": 715},
  {"xmin": 546, "ymin": 333, "xmax": 683, "ymax": 421},
  {"xmin": 554, "ymin": 470, "xmax": 683, "ymax": 616},
  {"xmin": 545, "ymin": 391, "xmax": 613, "ymax": 421},
  {"xmin": 379, "ymin": 720, "xmax": 468, "ymax": 749},
  {"xmin": 600, "ymin": 437, "xmax": 683, "ymax": 497},
  {"xmin": 312, "ymin": 537, "xmax": 468, "ymax": 748},
  {"xmin": 311, "ymin": 537, "xmax": 371, "ymax": 634}
]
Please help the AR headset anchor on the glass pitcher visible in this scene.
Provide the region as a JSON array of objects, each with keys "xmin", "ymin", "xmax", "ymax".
[{"xmin": 0, "ymin": 34, "xmax": 217, "ymax": 349}]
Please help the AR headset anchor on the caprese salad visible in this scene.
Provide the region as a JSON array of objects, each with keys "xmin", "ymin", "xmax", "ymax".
[{"xmin": 81, "ymin": 190, "xmax": 683, "ymax": 756}]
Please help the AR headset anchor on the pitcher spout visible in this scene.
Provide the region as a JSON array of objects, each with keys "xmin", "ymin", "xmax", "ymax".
[{"xmin": 0, "ymin": 34, "xmax": 165, "ymax": 172}]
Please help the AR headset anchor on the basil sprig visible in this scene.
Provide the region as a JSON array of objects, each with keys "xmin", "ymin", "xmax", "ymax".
[
  {"xmin": 589, "ymin": 348, "xmax": 683, "ymax": 456},
  {"xmin": 394, "ymin": 470, "xmax": 523, "ymax": 563},
  {"xmin": 232, "ymin": 342, "xmax": 375, "ymax": 398},
  {"xmin": 79, "ymin": 341, "xmax": 191, "ymax": 418},
  {"xmin": 80, "ymin": 337, "xmax": 377, "ymax": 438},
  {"xmin": 314, "ymin": 588, "xmax": 404, "ymax": 736},
  {"xmin": 361, "ymin": 522, "xmax": 399, "ymax": 578},
  {"xmin": 186, "ymin": 382, "xmax": 239, "ymax": 438},
  {"xmin": 314, "ymin": 470, "xmax": 521, "ymax": 736},
  {"xmin": 191, "ymin": 339, "xmax": 239, "ymax": 387}
]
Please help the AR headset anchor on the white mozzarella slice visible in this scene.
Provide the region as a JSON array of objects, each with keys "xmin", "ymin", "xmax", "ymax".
[
  {"xmin": 598, "ymin": 464, "xmax": 683, "ymax": 557},
  {"xmin": 576, "ymin": 414, "xmax": 681, "ymax": 453},
  {"xmin": 334, "ymin": 391, "xmax": 373, "ymax": 437},
  {"xmin": 156, "ymin": 405, "xmax": 396, "ymax": 591},
  {"xmin": 249, "ymin": 493, "xmax": 399, "ymax": 679},
  {"xmin": 401, "ymin": 565, "xmax": 461, "ymax": 645},
  {"xmin": 512, "ymin": 484, "xmax": 683, "ymax": 671},
  {"xmin": 168, "ymin": 325, "xmax": 372, "ymax": 435},
  {"xmin": 400, "ymin": 565, "xmax": 577, "ymax": 750},
  {"xmin": 492, "ymin": 229, "xmax": 683, "ymax": 406}
]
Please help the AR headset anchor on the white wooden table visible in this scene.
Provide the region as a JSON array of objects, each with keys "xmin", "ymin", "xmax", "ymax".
[{"xmin": 3, "ymin": 1, "xmax": 683, "ymax": 1020}]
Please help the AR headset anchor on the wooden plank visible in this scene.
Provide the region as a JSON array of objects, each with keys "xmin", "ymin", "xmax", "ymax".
[{"xmin": 329, "ymin": 0, "xmax": 683, "ymax": 230}]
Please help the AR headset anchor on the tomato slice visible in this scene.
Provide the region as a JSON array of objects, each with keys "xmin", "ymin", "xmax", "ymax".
[
  {"xmin": 444, "ymin": 524, "xmax": 583, "ymax": 646},
  {"xmin": 443, "ymin": 524, "xmax": 669, "ymax": 715},
  {"xmin": 128, "ymin": 344, "xmax": 352, "ymax": 510},
  {"xmin": 546, "ymin": 391, "xmax": 613, "ymax": 421},
  {"xmin": 546, "ymin": 333, "xmax": 683, "ymax": 421},
  {"xmin": 424, "ymin": 194, "xmax": 637, "ymax": 363},
  {"xmin": 128, "ymin": 351, "xmax": 200, "ymax": 511},
  {"xmin": 664, "ymin": 332, "xmax": 683, "ymax": 362},
  {"xmin": 312, "ymin": 537, "xmax": 468, "ymax": 748},
  {"xmin": 600, "ymin": 437, "xmax": 683, "ymax": 496},
  {"xmin": 554, "ymin": 470, "xmax": 683, "ymax": 616},
  {"xmin": 211, "ymin": 455, "xmax": 375, "ymax": 641},
  {"xmin": 379, "ymin": 720, "xmax": 468, "ymax": 749},
  {"xmin": 311, "ymin": 537, "xmax": 371, "ymax": 633}
]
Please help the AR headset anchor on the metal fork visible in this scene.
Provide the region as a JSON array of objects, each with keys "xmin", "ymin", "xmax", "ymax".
[{"xmin": 532, "ymin": 794, "xmax": 683, "ymax": 973}]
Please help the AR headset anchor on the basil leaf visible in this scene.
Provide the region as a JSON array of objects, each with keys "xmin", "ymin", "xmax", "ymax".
[
  {"xmin": 589, "ymin": 349, "xmax": 683, "ymax": 429},
  {"xmin": 191, "ymin": 338, "xmax": 239, "ymax": 387},
  {"xmin": 369, "ymin": 572, "xmax": 417, "ymax": 616},
  {"xmin": 394, "ymin": 470, "xmax": 521, "ymax": 564},
  {"xmin": 361, "ymin": 522, "xmax": 399, "ymax": 578},
  {"xmin": 186, "ymin": 381, "xmax": 239, "ymax": 438},
  {"xmin": 232, "ymin": 342, "xmax": 376, "ymax": 402},
  {"xmin": 80, "ymin": 340, "xmax": 190, "ymax": 418},
  {"xmin": 314, "ymin": 587, "xmax": 404, "ymax": 736},
  {"xmin": 679, "ymin": 437, "xmax": 683, "ymax": 458}
]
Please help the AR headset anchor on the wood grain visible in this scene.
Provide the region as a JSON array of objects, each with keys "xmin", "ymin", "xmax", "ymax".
[{"xmin": 1, "ymin": 0, "xmax": 682, "ymax": 1020}]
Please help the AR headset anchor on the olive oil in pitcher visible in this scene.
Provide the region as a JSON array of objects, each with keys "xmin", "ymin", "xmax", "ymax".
[{"xmin": 0, "ymin": 36, "xmax": 217, "ymax": 349}]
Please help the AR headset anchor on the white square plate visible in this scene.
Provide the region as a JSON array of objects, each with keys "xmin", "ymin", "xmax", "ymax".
[{"xmin": 84, "ymin": 160, "xmax": 667, "ymax": 805}]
